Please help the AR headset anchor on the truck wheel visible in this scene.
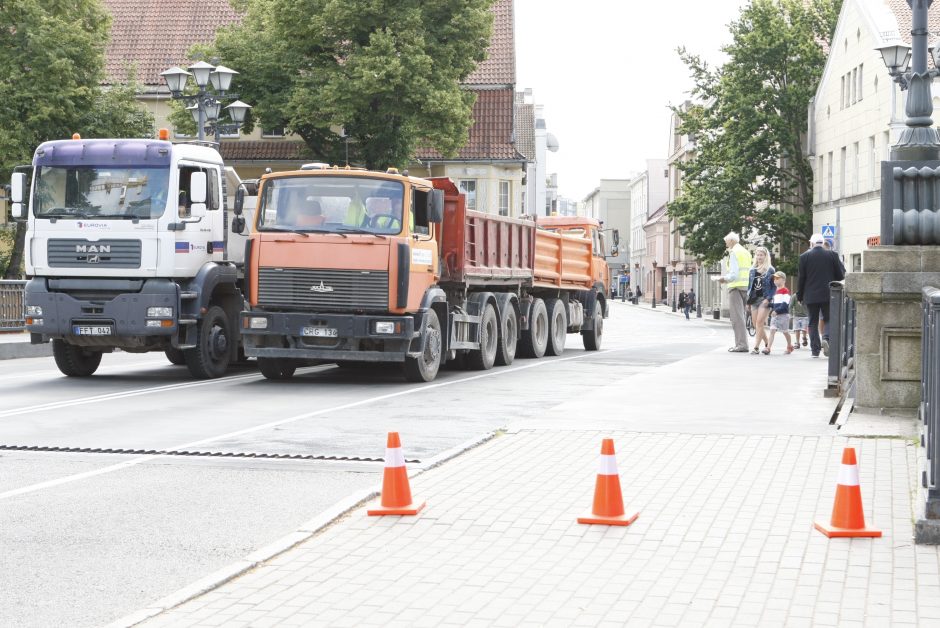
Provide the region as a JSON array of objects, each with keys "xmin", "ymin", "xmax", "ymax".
[
  {"xmin": 545, "ymin": 298, "xmax": 567, "ymax": 356},
  {"xmin": 184, "ymin": 305, "xmax": 232, "ymax": 379},
  {"xmin": 494, "ymin": 301, "xmax": 518, "ymax": 366},
  {"xmin": 518, "ymin": 298, "xmax": 548, "ymax": 358},
  {"xmin": 404, "ymin": 308, "xmax": 442, "ymax": 382},
  {"xmin": 258, "ymin": 357, "xmax": 297, "ymax": 380},
  {"xmin": 467, "ymin": 303, "xmax": 498, "ymax": 370},
  {"xmin": 52, "ymin": 340, "xmax": 102, "ymax": 377},
  {"xmin": 164, "ymin": 348, "xmax": 186, "ymax": 365},
  {"xmin": 582, "ymin": 300, "xmax": 604, "ymax": 351}
]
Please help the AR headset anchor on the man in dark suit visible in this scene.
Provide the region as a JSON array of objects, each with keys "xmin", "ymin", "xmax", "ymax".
[{"xmin": 797, "ymin": 233, "xmax": 846, "ymax": 358}]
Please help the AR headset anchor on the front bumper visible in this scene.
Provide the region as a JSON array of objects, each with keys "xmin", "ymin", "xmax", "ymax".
[
  {"xmin": 241, "ymin": 311, "xmax": 420, "ymax": 362},
  {"xmin": 26, "ymin": 277, "xmax": 178, "ymax": 348}
]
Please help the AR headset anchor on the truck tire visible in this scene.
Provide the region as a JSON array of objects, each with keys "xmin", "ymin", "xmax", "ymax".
[
  {"xmin": 258, "ymin": 357, "xmax": 297, "ymax": 380},
  {"xmin": 404, "ymin": 308, "xmax": 442, "ymax": 382},
  {"xmin": 467, "ymin": 303, "xmax": 498, "ymax": 370},
  {"xmin": 164, "ymin": 348, "xmax": 186, "ymax": 365},
  {"xmin": 52, "ymin": 340, "xmax": 102, "ymax": 377},
  {"xmin": 545, "ymin": 298, "xmax": 567, "ymax": 356},
  {"xmin": 494, "ymin": 301, "xmax": 518, "ymax": 366},
  {"xmin": 518, "ymin": 298, "xmax": 548, "ymax": 358},
  {"xmin": 582, "ymin": 299, "xmax": 604, "ymax": 351},
  {"xmin": 184, "ymin": 305, "xmax": 232, "ymax": 379}
]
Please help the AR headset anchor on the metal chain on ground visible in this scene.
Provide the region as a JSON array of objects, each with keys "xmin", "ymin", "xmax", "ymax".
[{"xmin": 0, "ymin": 444, "xmax": 418, "ymax": 463}]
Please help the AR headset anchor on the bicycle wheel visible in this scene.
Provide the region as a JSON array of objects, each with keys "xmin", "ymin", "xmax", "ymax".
[{"xmin": 746, "ymin": 309, "xmax": 756, "ymax": 336}]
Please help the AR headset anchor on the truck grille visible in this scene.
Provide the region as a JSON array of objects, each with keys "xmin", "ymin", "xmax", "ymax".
[
  {"xmin": 258, "ymin": 268, "xmax": 389, "ymax": 312},
  {"xmin": 47, "ymin": 239, "xmax": 142, "ymax": 269}
]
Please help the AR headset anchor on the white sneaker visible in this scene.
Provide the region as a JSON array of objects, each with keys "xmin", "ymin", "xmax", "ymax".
[{"xmin": 821, "ymin": 339, "xmax": 829, "ymax": 357}]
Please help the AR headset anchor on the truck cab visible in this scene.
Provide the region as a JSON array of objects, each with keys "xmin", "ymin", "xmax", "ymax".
[{"xmin": 11, "ymin": 134, "xmax": 251, "ymax": 378}]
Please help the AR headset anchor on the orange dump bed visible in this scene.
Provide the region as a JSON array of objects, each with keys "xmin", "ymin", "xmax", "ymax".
[{"xmin": 431, "ymin": 178, "xmax": 594, "ymax": 291}]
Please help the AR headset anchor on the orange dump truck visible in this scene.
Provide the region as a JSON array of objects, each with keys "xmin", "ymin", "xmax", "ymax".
[{"xmin": 235, "ymin": 167, "xmax": 613, "ymax": 382}]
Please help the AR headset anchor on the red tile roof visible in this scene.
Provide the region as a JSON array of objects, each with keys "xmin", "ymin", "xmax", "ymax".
[
  {"xmin": 465, "ymin": 0, "xmax": 516, "ymax": 86},
  {"xmin": 415, "ymin": 89, "xmax": 522, "ymax": 161},
  {"xmin": 102, "ymin": 0, "xmax": 242, "ymax": 86},
  {"xmin": 220, "ymin": 141, "xmax": 310, "ymax": 161}
]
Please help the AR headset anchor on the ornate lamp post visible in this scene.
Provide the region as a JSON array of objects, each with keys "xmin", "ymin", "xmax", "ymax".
[
  {"xmin": 875, "ymin": 0, "xmax": 940, "ymax": 243},
  {"xmin": 160, "ymin": 61, "xmax": 252, "ymax": 143}
]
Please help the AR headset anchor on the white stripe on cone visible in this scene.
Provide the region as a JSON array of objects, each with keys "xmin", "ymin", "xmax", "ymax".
[
  {"xmin": 385, "ymin": 447, "xmax": 406, "ymax": 468},
  {"xmin": 837, "ymin": 463, "xmax": 860, "ymax": 487},
  {"xmin": 597, "ymin": 454, "xmax": 618, "ymax": 475}
]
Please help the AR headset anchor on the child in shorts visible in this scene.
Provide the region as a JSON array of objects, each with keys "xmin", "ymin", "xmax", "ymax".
[
  {"xmin": 790, "ymin": 293, "xmax": 809, "ymax": 348},
  {"xmin": 765, "ymin": 271, "xmax": 794, "ymax": 354}
]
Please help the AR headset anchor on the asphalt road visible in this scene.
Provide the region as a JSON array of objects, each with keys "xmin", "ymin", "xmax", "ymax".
[{"xmin": 0, "ymin": 303, "xmax": 727, "ymax": 627}]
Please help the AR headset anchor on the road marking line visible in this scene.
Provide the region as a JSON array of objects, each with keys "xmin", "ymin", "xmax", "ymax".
[
  {"xmin": 0, "ymin": 359, "xmax": 177, "ymax": 383},
  {"xmin": 0, "ymin": 349, "xmax": 621, "ymax": 501}
]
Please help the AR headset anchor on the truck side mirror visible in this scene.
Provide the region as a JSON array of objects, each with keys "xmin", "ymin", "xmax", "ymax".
[
  {"xmin": 612, "ymin": 229, "xmax": 620, "ymax": 247},
  {"xmin": 232, "ymin": 215, "xmax": 246, "ymax": 234},
  {"xmin": 429, "ymin": 189, "xmax": 444, "ymax": 223},
  {"xmin": 11, "ymin": 173, "xmax": 26, "ymax": 204},
  {"xmin": 189, "ymin": 202, "xmax": 207, "ymax": 219},
  {"xmin": 234, "ymin": 186, "xmax": 245, "ymax": 215},
  {"xmin": 189, "ymin": 172, "xmax": 207, "ymax": 204}
]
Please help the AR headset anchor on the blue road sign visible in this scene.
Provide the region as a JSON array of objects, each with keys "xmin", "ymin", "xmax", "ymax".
[
  {"xmin": 821, "ymin": 224, "xmax": 836, "ymax": 239},
  {"xmin": 671, "ymin": 276, "xmax": 678, "ymax": 284}
]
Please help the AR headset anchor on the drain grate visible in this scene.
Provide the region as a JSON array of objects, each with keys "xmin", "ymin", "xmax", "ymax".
[{"xmin": 0, "ymin": 444, "xmax": 419, "ymax": 464}]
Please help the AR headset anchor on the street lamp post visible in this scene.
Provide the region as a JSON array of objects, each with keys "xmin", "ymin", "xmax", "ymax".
[
  {"xmin": 875, "ymin": 0, "xmax": 940, "ymax": 244},
  {"xmin": 160, "ymin": 61, "xmax": 252, "ymax": 144}
]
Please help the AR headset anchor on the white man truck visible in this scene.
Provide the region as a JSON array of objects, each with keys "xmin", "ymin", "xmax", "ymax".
[{"xmin": 9, "ymin": 133, "xmax": 254, "ymax": 378}]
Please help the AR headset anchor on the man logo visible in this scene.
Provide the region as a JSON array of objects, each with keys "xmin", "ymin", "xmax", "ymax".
[
  {"xmin": 310, "ymin": 281, "xmax": 334, "ymax": 293},
  {"xmin": 76, "ymin": 244, "xmax": 111, "ymax": 253}
]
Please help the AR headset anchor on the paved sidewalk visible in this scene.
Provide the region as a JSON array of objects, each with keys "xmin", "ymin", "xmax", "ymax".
[
  {"xmin": 110, "ymin": 307, "xmax": 937, "ymax": 627},
  {"xmin": 135, "ymin": 430, "xmax": 933, "ymax": 627},
  {"xmin": 0, "ymin": 331, "xmax": 51, "ymax": 360}
]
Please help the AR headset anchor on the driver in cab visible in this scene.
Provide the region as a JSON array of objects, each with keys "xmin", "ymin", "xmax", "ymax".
[{"xmin": 361, "ymin": 195, "xmax": 402, "ymax": 232}]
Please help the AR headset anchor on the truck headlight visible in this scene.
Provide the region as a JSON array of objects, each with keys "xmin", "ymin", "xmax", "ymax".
[
  {"xmin": 248, "ymin": 317, "xmax": 268, "ymax": 329},
  {"xmin": 147, "ymin": 306, "xmax": 173, "ymax": 317},
  {"xmin": 26, "ymin": 306, "xmax": 42, "ymax": 316},
  {"xmin": 374, "ymin": 321, "xmax": 397, "ymax": 334}
]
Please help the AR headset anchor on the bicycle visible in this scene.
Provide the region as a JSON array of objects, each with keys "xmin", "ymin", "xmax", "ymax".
[{"xmin": 745, "ymin": 306, "xmax": 755, "ymax": 337}]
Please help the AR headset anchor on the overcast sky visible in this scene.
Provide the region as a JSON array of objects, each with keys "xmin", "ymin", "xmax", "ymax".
[{"xmin": 514, "ymin": 0, "xmax": 747, "ymax": 201}]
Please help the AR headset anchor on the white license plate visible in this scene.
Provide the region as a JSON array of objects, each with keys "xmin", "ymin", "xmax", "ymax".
[
  {"xmin": 301, "ymin": 326, "xmax": 338, "ymax": 338},
  {"xmin": 73, "ymin": 325, "xmax": 112, "ymax": 336}
]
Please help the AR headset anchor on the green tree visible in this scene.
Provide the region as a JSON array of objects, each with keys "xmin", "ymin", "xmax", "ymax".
[
  {"xmin": 669, "ymin": 0, "xmax": 841, "ymax": 274},
  {"xmin": 0, "ymin": 0, "xmax": 154, "ymax": 277},
  {"xmin": 212, "ymin": 0, "xmax": 495, "ymax": 169}
]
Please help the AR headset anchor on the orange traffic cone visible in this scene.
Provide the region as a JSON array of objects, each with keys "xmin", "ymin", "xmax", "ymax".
[
  {"xmin": 578, "ymin": 438, "xmax": 638, "ymax": 526},
  {"xmin": 367, "ymin": 432, "xmax": 426, "ymax": 516},
  {"xmin": 814, "ymin": 447, "xmax": 881, "ymax": 538}
]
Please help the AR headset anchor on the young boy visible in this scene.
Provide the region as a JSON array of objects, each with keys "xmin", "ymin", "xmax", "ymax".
[
  {"xmin": 790, "ymin": 291, "xmax": 809, "ymax": 348},
  {"xmin": 766, "ymin": 271, "xmax": 794, "ymax": 354}
]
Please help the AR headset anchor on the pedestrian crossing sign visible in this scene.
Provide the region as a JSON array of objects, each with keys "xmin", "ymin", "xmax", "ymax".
[{"xmin": 821, "ymin": 224, "xmax": 836, "ymax": 238}]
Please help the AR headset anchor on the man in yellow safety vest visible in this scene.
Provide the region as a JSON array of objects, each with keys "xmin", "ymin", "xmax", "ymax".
[{"xmin": 717, "ymin": 231, "xmax": 753, "ymax": 352}]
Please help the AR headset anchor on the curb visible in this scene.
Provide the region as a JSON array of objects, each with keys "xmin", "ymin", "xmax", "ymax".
[
  {"xmin": 0, "ymin": 338, "xmax": 52, "ymax": 360},
  {"xmin": 611, "ymin": 300, "xmax": 731, "ymax": 326},
  {"xmin": 104, "ymin": 429, "xmax": 502, "ymax": 628}
]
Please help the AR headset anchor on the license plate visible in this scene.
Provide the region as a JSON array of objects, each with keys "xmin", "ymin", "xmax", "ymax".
[
  {"xmin": 301, "ymin": 326, "xmax": 338, "ymax": 338},
  {"xmin": 73, "ymin": 325, "xmax": 112, "ymax": 336}
]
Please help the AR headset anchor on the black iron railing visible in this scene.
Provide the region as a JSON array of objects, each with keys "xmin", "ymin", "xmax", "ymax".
[
  {"xmin": 921, "ymin": 287, "xmax": 940, "ymax": 518},
  {"xmin": 826, "ymin": 280, "xmax": 856, "ymax": 397},
  {"xmin": 0, "ymin": 280, "xmax": 26, "ymax": 331}
]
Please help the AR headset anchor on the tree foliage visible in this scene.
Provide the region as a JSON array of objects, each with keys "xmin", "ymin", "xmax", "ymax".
[
  {"xmin": 669, "ymin": 0, "xmax": 841, "ymax": 274},
  {"xmin": 0, "ymin": 0, "xmax": 154, "ymax": 277},
  {"xmin": 212, "ymin": 0, "xmax": 495, "ymax": 169}
]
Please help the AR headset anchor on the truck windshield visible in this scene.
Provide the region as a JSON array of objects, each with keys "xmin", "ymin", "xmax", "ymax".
[
  {"xmin": 34, "ymin": 166, "xmax": 171, "ymax": 220},
  {"xmin": 257, "ymin": 176, "xmax": 405, "ymax": 236}
]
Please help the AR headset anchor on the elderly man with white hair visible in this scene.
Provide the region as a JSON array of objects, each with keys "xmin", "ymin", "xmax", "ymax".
[{"xmin": 716, "ymin": 231, "xmax": 753, "ymax": 352}]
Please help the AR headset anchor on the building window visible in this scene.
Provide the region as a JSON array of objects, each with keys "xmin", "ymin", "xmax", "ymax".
[
  {"xmin": 884, "ymin": 131, "xmax": 891, "ymax": 160},
  {"xmin": 261, "ymin": 127, "xmax": 285, "ymax": 138},
  {"xmin": 218, "ymin": 128, "xmax": 240, "ymax": 139},
  {"xmin": 459, "ymin": 179, "xmax": 477, "ymax": 211},
  {"xmin": 853, "ymin": 142, "xmax": 859, "ymax": 196},
  {"xmin": 498, "ymin": 181, "xmax": 510, "ymax": 216},
  {"xmin": 817, "ymin": 155, "xmax": 824, "ymax": 203},
  {"xmin": 858, "ymin": 64, "xmax": 863, "ymax": 100},
  {"xmin": 828, "ymin": 151, "xmax": 833, "ymax": 201},
  {"xmin": 870, "ymin": 136, "xmax": 877, "ymax": 190},
  {"xmin": 840, "ymin": 76, "xmax": 845, "ymax": 110},
  {"xmin": 840, "ymin": 147, "xmax": 846, "ymax": 199},
  {"xmin": 851, "ymin": 68, "xmax": 857, "ymax": 103}
]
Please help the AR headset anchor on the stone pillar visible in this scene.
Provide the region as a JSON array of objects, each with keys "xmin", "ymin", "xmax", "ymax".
[{"xmin": 844, "ymin": 246, "xmax": 940, "ymax": 414}]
